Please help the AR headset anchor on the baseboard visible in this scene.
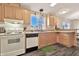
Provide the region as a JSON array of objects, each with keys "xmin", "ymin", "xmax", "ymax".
[{"xmin": 26, "ymin": 46, "xmax": 38, "ymax": 53}]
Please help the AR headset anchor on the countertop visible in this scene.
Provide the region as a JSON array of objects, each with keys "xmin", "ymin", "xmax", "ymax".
[
  {"xmin": 25, "ymin": 29, "xmax": 76, "ymax": 34},
  {"xmin": 0, "ymin": 29, "xmax": 76, "ymax": 36}
]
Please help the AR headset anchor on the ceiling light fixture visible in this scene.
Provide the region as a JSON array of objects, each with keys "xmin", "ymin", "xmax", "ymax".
[
  {"xmin": 50, "ymin": 3, "xmax": 57, "ymax": 7},
  {"xmin": 58, "ymin": 9, "xmax": 69, "ymax": 15}
]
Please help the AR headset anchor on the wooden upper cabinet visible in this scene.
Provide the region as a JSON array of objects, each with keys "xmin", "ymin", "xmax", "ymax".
[
  {"xmin": 4, "ymin": 5, "xmax": 16, "ymax": 19},
  {"xmin": 0, "ymin": 4, "xmax": 31, "ymax": 21},
  {"xmin": 49, "ymin": 16, "xmax": 54, "ymax": 26},
  {"xmin": 0, "ymin": 4, "xmax": 4, "ymax": 22},
  {"xmin": 23, "ymin": 10, "xmax": 31, "ymax": 25},
  {"xmin": 7, "ymin": 3, "xmax": 20, "ymax": 7},
  {"xmin": 15, "ymin": 7, "xmax": 23, "ymax": 20},
  {"xmin": 49, "ymin": 15, "xmax": 60, "ymax": 27},
  {"xmin": 0, "ymin": 4, "xmax": 30, "ymax": 21},
  {"xmin": 4, "ymin": 5, "xmax": 24, "ymax": 20},
  {"xmin": 0, "ymin": 5, "xmax": 2, "ymax": 21}
]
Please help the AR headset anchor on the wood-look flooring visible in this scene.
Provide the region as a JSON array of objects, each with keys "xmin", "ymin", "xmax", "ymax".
[{"xmin": 21, "ymin": 40, "xmax": 79, "ymax": 56}]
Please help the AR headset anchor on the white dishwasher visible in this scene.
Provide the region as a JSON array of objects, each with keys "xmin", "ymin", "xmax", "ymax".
[{"xmin": 25, "ymin": 33, "xmax": 38, "ymax": 53}]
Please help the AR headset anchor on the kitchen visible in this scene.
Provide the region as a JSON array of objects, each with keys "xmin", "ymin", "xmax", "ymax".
[{"xmin": 0, "ymin": 3, "xmax": 79, "ymax": 56}]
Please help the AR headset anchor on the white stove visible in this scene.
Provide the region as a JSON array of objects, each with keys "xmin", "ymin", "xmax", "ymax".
[
  {"xmin": 0, "ymin": 19, "xmax": 25, "ymax": 56},
  {"xmin": 0, "ymin": 33, "xmax": 25, "ymax": 56}
]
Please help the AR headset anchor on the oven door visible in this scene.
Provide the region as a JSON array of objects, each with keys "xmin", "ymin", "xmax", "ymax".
[{"xmin": 0, "ymin": 34, "xmax": 25, "ymax": 56}]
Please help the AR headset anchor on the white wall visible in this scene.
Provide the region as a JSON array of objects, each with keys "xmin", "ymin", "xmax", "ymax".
[{"xmin": 70, "ymin": 19, "xmax": 79, "ymax": 29}]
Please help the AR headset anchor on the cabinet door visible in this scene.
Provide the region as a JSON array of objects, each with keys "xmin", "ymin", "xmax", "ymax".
[
  {"xmin": 39, "ymin": 33, "xmax": 48, "ymax": 48},
  {"xmin": 0, "ymin": 5, "xmax": 2, "ymax": 21},
  {"xmin": 23, "ymin": 10, "xmax": 31, "ymax": 25},
  {"xmin": 67, "ymin": 33, "xmax": 77, "ymax": 47},
  {"xmin": 49, "ymin": 16, "xmax": 59, "ymax": 27},
  {"xmin": 0, "ymin": 4, "xmax": 4, "ymax": 22},
  {"xmin": 15, "ymin": 7, "xmax": 23, "ymax": 20},
  {"xmin": 47, "ymin": 32, "xmax": 57, "ymax": 45},
  {"xmin": 4, "ymin": 5, "xmax": 16, "ymax": 19},
  {"xmin": 58, "ymin": 33, "xmax": 70, "ymax": 47},
  {"xmin": 49, "ymin": 16, "xmax": 54, "ymax": 26},
  {"xmin": 8, "ymin": 3, "xmax": 20, "ymax": 7}
]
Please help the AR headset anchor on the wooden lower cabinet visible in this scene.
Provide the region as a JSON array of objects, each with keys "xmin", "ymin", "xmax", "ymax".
[
  {"xmin": 39, "ymin": 33, "xmax": 48, "ymax": 48},
  {"xmin": 47, "ymin": 32, "xmax": 57, "ymax": 45},
  {"xmin": 38, "ymin": 32, "xmax": 57, "ymax": 48},
  {"xmin": 58, "ymin": 32, "xmax": 77, "ymax": 47},
  {"xmin": 68, "ymin": 33, "xmax": 77, "ymax": 47},
  {"xmin": 15, "ymin": 7, "xmax": 23, "ymax": 20},
  {"xmin": 39, "ymin": 31, "xmax": 77, "ymax": 48},
  {"xmin": 58, "ymin": 33, "xmax": 70, "ymax": 47}
]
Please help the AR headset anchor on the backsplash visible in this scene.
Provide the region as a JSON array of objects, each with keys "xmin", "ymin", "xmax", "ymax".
[{"xmin": 4, "ymin": 19, "xmax": 24, "ymax": 34}]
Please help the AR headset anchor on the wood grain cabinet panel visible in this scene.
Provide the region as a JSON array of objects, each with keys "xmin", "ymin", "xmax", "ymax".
[
  {"xmin": 47, "ymin": 32, "xmax": 57, "ymax": 45},
  {"xmin": 67, "ymin": 33, "xmax": 77, "ymax": 47},
  {"xmin": 15, "ymin": 7, "xmax": 23, "ymax": 20},
  {"xmin": 58, "ymin": 32, "xmax": 77, "ymax": 47},
  {"xmin": 4, "ymin": 5, "xmax": 24, "ymax": 20},
  {"xmin": 58, "ymin": 33, "xmax": 70, "ymax": 46},
  {"xmin": 39, "ymin": 32, "xmax": 57, "ymax": 48},
  {"xmin": 8, "ymin": 3, "xmax": 20, "ymax": 7},
  {"xmin": 0, "ymin": 4, "xmax": 31, "ymax": 22},
  {"xmin": 4, "ymin": 5, "xmax": 16, "ymax": 19},
  {"xmin": 0, "ymin": 4, "xmax": 4, "ymax": 22},
  {"xmin": 39, "ymin": 32, "xmax": 77, "ymax": 48},
  {"xmin": 0, "ymin": 5, "xmax": 2, "ymax": 22},
  {"xmin": 49, "ymin": 16, "xmax": 54, "ymax": 26},
  {"xmin": 38, "ymin": 33, "xmax": 48, "ymax": 48},
  {"xmin": 23, "ymin": 10, "xmax": 31, "ymax": 25}
]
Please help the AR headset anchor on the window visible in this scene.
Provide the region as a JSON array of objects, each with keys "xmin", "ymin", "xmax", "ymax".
[
  {"xmin": 30, "ymin": 14, "xmax": 46, "ymax": 30},
  {"xmin": 31, "ymin": 15, "xmax": 38, "ymax": 27},
  {"xmin": 62, "ymin": 22, "xmax": 70, "ymax": 29}
]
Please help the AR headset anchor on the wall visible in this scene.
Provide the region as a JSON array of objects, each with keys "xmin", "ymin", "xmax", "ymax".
[{"xmin": 70, "ymin": 19, "xmax": 79, "ymax": 29}]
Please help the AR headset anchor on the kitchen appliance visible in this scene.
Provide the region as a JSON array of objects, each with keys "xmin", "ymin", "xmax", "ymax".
[
  {"xmin": 0, "ymin": 22, "xmax": 5, "ymax": 33},
  {"xmin": 25, "ymin": 33, "xmax": 38, "ymax": 53},
  {"xmin": 0, "ymin": 34, "xmax": 25, "ymax": 56},
  {"xmin": 0, "ymin": 19, "xmax": 25, "ymax": 56},
  {"xmin": 76, "ymin": 30, "xmax": 79, "ymax": 39}
]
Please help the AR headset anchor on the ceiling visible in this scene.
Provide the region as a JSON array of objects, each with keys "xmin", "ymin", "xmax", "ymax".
[
  {"xmin": 21, "ymin": 3, "xmax": 79, "ymax": 20},
  {"xmin": 21, "ymin": 3, "xmax": 52, "ymax": 13}
]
